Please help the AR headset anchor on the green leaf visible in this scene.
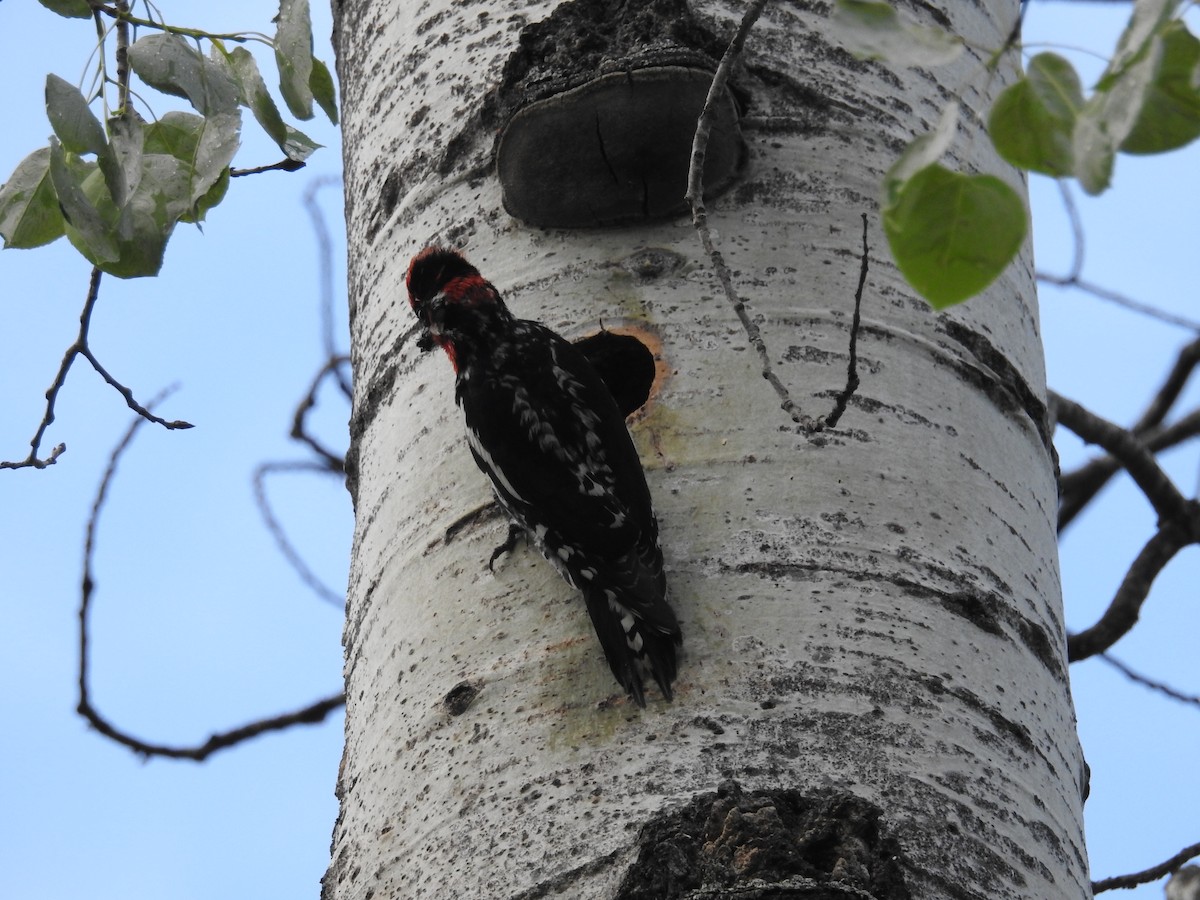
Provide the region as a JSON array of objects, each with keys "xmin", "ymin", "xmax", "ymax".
[
  {"xmin": 1072, "ymin": 103, "xmax": 1115, "ymax": 195},
  {"xmin": 222, "ymin": 47, "xmax": 290, "ymax": 148},
  {"xmin": 884, "ymin": 102, "xmax": 959, "ymax": 204},
  {"xmin": 1073, "ymin": 0, "xmax": 1186, "ymax": 192},
  {"xmin": 188, "ymin": 111, "xmax": 240, "ymax": 203},
  {"xmin": 0, "ymin": 147, "xmax": 66, "ymax": 248},
  {"xmin": 883, "ymin": 163, "xmax": 1027, "ymax": 309},
  {"xmin": 275, "ymin": 0, "xmax": 316, "ymax": 120},
  {"xmin": 45, "ymin": 74, "xmax": 108, "ymax": 156},
  {"xmin": 106, "ymin": 155, "xmax": 192, "ymax": 276},
  {"xmin": 283, "ymin": 126, "xmax": 322, "ymax": 162},
  {"xmin": 1074, "ymin": 38, "xmax": 1163, "ymax": 194},
  {"xmin": 216, "ymin": 46, "xmax": 323, "ymax": 161},
  {"xmin": 127, "ymin": 33, "xmax": 239, "ymax": 116},
  {"xmin": 831, "ymin": 0, "xmax": 963, "ymax": 67},
  {"xmin": 310, "ymin": 57, "xmax": 339, "ymax": 125},
  {"xmin": 989, "ymin": 53, "xmax": 1083, "ymax": 176},
  {"xmin": 143, "ymin": 111, "xmax": 206, "ymax": 158},
  {"xmin": 215, "ymin": 45, "xmax": 327, "ymax": 159},
  {"xmin": 1121, "ymin": 21, "xmax": 1200, "ymax": 154},
  {"xmin": 1101, "ymin": 0, "xmax": 1178, "ymax": 90},
  {"xmin": 70, "ymin": 154, "xmax": 192, "ymax": 278},
  {"xmin": 143, "ymin": 110, "xmax": 240, "ymax": 207},
  {"xmin": 37, "ymin": 0, "xmax": 91, "ymax": 18},
  {"xmin": 39, "ymin": 111, "xmax": 233, "ymax": 277},
  {"xmin": 181, "ymin": 166, "xmax": 230, "ymax": 224},
  {"xmin": 99, "ymin": 112, "xmax": 146, "ymax": 208},
  {"xmin": 49, "ymin": 138, "xmax": 120, "ymax": 265}
]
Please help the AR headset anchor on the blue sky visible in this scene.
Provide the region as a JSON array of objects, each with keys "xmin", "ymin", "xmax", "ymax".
[{"xmin": 1, "ymin": 3, "xmax": 1197, "ymax": 899}]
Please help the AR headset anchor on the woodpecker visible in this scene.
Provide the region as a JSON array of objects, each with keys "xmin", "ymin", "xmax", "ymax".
[{"xmin": 406, "ymin": 246, "xmax": 681, "ymax": 706}]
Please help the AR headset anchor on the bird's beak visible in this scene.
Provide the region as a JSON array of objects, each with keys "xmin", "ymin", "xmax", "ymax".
[{"xmin": 414, "ymin": 297, "xmax": 442, "ymax": 352}]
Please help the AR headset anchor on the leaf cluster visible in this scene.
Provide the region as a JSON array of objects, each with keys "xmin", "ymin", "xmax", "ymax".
[
  {"xmin": 834, "ymin": 0, "xmax": 1200, "ymax": 308},
  {"xmin": 0, "ymin": 0, "xmax": 338, "ymax": 278}
]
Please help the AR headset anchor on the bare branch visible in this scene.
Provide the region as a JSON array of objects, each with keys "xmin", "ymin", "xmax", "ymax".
[
  {"xmin": 254, "ymin": 461, "xmax": 346, "ymax": 607},
  {"xmin": 1059, "ymin": 408, "xmax": 1200, "ymax": 530},
  {"xmin": 1038, "ymin": 273, "xmax": 1200, "ymax": 332},
  {"xmin": 687, "ymin": 0, "xmax": 864, "ymax": 432},
  {"xmin": 1058, "ymin": 337, "xmax": 1200, "ymax": 528},
  {"xmin": 1067, "ymin": 520, "xmax": 1195, "ymax": 661},
  {"xmin": 291, "ymin": 355, "xmax": 351, "ymax": 470},
  {"xmin": 1093, "ymin": 841, "xmax": 1200, "ymax": 894},
  {"xmin": 1099, "ymin": 654, "xmax": 1200, "ymax": 708},
  {"xmin": 2, "ymin": 267, "xmax": 192, "ymax": 471},
  {"xmin": 687, "ymin": 1, "xmax": 793, "ymax": 414},
  {"xmin": 1052, "ymin": 392, "xmax": 1192, "ymax": 526},
  {"xmin": 78, "ymin": 395, "xmax": 344, "ymax": 760},
  {"xmin": 1053, "ymin": 393, "xmax": 1200, "ymax": 660},
  {"xmin": 1130, "ymin": 337, "xmax": 1200, "ymax": 434},
  {"xmin": 303, "ymin": 177, "xmax": 352, "ymax": 399},
  {"xmin": 1038, "ymin": 181, "xmax": 1200, "ymax": 332}
]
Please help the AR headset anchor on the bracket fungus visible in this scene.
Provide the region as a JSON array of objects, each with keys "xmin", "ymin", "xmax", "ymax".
[
  {"xmin": 486, "ymin": 0, "xmax": 746, "ymax": 228},
  {"xmin": 497, "ymin": 66, "xmax": 744, "ymax": 227}
]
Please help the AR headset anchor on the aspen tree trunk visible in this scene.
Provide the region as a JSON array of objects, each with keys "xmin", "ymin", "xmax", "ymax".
[{"xmin": 326, "ymin": 1, "xmax": 1090, "ymax": 898}]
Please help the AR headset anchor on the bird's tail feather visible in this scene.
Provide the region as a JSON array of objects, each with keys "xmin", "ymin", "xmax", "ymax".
[{"xmin": 583, "ymin": 586, "xmax": 681, "ymax": 708}]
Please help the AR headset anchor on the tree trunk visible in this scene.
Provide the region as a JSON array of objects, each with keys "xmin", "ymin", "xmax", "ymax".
[{"xmin": 326, "ymin": 1, "xmax": 1089, "ymax": 898}]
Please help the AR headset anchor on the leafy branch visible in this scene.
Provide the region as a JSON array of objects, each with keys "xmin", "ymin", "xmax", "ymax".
[
  {"xmin": 3, "ymin": 0, "xmax": 338, "ymax": 279},
  {"xmin": 2, "ymin": 0, "xmax": 340, "ymax": 467},
  {"xmin": 833, "ymin": 0, "xmax": 1200, "ymax": 308},
  {"xmin": 89, "ymin": 2, "xmax": 273, "ymax": 45}
]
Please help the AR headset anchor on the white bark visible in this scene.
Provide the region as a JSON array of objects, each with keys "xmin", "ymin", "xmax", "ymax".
[{"xmin": 327, "ymin": 1, "xmax": 1088, "ymax": 898}]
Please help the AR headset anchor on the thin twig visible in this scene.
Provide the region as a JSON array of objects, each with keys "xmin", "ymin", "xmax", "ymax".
[
  {"xmin": 88, "ymin": 2, "xmax": 270, "ymax": 45},
  {"xmin": 291, "ymin": 355, "xmax": 351, "ymax": 470},
  {"xmin": 90, "ymin": 3, "xmax": 111, "ymax": 117},
  {"xmin": 1037, "ymin": 273, "xmax": 1200, "ymax": 332},
  {"xmin": 686, "ymin": 0, "xmax": 865, "ymax": 432},
  {"xmin": 302, "ymin": 176, "xmax": 353, "ymax": 399},
  {"xmin": 230, "ymin": 159, "xmax": 307, "ymax": 177},
  {"xmin": 821, "ymin": 213, "xmax": 868, "ymax": 430},
  {"xmin": 253, "ymin": 461, "xmax": 346, "ymax": 607},
  {"xmin": 1038, "ymin": 180, "xmax": 1200, "ymax": 332},
  {"xmin": 687, "ymin": 0, "xmax": 804, "ymax": 423},
  {"xmin": 1099, "ymin": 654, "xmax": 1200, "ymax": 708},
  {"xmin": 1, "ymin": 268, "xmax": 104, "ymax": 469},
  {"xmin": 1130, "ymin": 337, "xmax": 1200, "ymax": 434},
  {"xmin": 80, "ymin": 345, "xmax": 193, "ymax": 429},
  {"xmin": 78, "ymin": 395, "xmax": 344, "ymax": 760},
  {"xmin": 1092, "ymin": 840, "xmax": 1200, "ymax": 894},
  {"xmin": 2, "ymin": 267, "xmax": 192, "ymax": 470},
  {"xmin": 112, "ymin": 0, "xmax": 130, "ymax": 112},
  {"xmin": 1059, "ymin": 179, "xmax": 1084, "ymax": 282}
]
